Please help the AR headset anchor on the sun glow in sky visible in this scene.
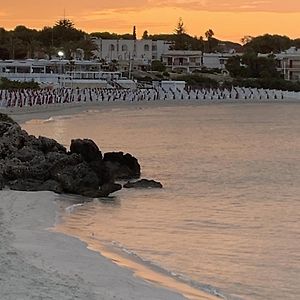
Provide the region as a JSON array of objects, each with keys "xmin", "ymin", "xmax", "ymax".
[{"xmin": 1, "ymin": 0, "xmax": 300, "ymax": 42}]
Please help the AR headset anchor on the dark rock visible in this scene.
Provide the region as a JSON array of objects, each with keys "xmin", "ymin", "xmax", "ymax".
[
  {"xmin": 100, "ymin": 182, "xmax": 122, "ymax": 196},
  {"xmin": 40, "ymin": 180, "xmax": 63, "ymax": 194},
  {"xmin": 38, "ymin": 136, "xmax": 67, "ymax": 154},
  {"xmin": 0, "ymin": 113, "xmax": 16, "ymax": 124},
  {"xmin": 0, "ymin": 174, "xmax": 4, "ymax": 190},
  {"xmin": 70, "ymin": 139, "xmax": 102, "ymax": 162},
  {"xmin": 81, "ymin": 183, "xmax": 122, "ymax": 198},
  {"xmin": 0, "ymin": 122, "xmax": 15, "ymax": 137},
  {"xmin": 3, "ymin": 158, "xmax": 51, "ymax": 181},
  {"xmin": 88, "ymin": 159, "xmax": 112, "ymax": 185},
  {"xmin": 0, "ymin": 113, "xmax": 139, "ymax": 198},
  {"xmin": 103, "ymin": 152, "xmax": 140, "ymax": 179},
  {"xmin": 8, "ymin": 179, "xmax": 63, "ymax": 193},
  {"xmin": 123, "ymin": 179, "xmax": 163, "ymax": 189},
  {"xmin": 14, "ymin": 147, "xmax": 43, "ymax": 162},
  {"xmin": 48, "ymin": 153, "xmax": 83, "ymax": 177},
  {"xmin": 53, "ymin": 162, "xmax": 100, "ymax": 195},
  {"xmin": 8, "ymin": 179, "xmax": 46, "ymax": 191}
]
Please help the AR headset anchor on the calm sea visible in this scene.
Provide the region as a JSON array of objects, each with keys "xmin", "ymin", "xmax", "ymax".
[{"xmin": 23, "ymin": 103, "xmax": 300, "ymax": 300}]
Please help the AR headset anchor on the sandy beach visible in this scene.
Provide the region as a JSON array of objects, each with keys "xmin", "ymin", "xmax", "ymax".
[{"xmin": 0, "ymin": 190, "xmax": 196, "ymax": 300}]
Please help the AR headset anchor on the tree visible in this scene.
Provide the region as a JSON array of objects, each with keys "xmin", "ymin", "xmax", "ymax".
[
  {"xmin": 173, "ymin": 18, "xmax": 188, "ymax": 50},
  {"xmin": 133, "ymin": 26, "xmax": 137, "ymax": 40},
  {"xmin": 174, "ymin": 18, "xmax": 186, "ymax": 35},
  {"xmin": 205, "ymin": 29, "xmax": 215, "ymax": 52},
  {"xmin": 142, "ymin": 30, "xmax": 149, "ymax": 39},
  {"xmin": 243, "ymin": 34, "xmax": 291, "ymax": 54},
  {"xmin": 151, "ymin": 60, "xmax": 166, "ymax": 72},
  {"xmin": 55, "ymin": 18, "xmax": 75, "ymax": 29},
  {"xmin": 241, "ymin": 35, "xmax": 253, "ymax": 45},
  {"xmin": 13, "ymin": 25, "xmax": 39, "ymax": 58},
  {"xmin": 52, "ymin": 19, "xmax": 84, "ymax": 47},
  {"xmin": 226, "ymin": 53, "xmax": 280, "ymax": 79}
]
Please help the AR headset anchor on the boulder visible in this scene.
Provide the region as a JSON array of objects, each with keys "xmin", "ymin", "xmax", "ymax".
[
  {"xmin": 0, "ymin": 113, "xmax": 16, "ymax": 124},
  {"xmin": 81, "ymin": 183, "xmax": 122, "ymax": 198},
  {"xmin": 38, "ymin": 136, "xmax": 67, "ymax": 154},
  {"xmin": 103, "ymin": 152, "xmax": 140, "ymax": 179},
  {"xmin": 8, "ymin": 179, "xmax": 63, "ymax": 193},
  {"xmin": 88, "ymin": 159, "xmax": 112, "ymax": 185},
  {"xmin": 0, "ymin": 174, "xmax": 4, "ymax": 190},
  {"xmin": 70, "ymin": 139, "xmax": 102, "ymax": 162},
  {"xmin": 53, "ymin": 162, "xmax": 100, "ymax": 195},
  {"xmin": 0, "ymin": 113, "xmax": 146, "ymax": 198},
  {"xmin": 123, "ymin": 179, "xmax": 163, "ymax": 189},
  {"xmin": 14, "ymin": 147, "xmax": 44, "ymax": 162}
]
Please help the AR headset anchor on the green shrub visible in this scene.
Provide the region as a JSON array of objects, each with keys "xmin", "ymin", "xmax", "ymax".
[{"xmin": 0, "ymin": 77, "xmax": 40, "ymax": 90}]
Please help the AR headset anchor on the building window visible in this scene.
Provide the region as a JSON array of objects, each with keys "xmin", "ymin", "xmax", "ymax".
[
  {"xmin": 168, "ymin": 57, "xmax": 172, "ymax": 65},
  {"xmin": 152, "ymin": 45, "xmax": 157, "ymax": 51},
  {"xmin": 110, "ymin": 44, "xmax": 115, "ymax": 51},
  {"xmin": 144, "ymin": 44, "xmax": 150, "ymax": 51},
  {"xmin": 122, "ymin": 45, "xmax": 128, "ymax": 52}
]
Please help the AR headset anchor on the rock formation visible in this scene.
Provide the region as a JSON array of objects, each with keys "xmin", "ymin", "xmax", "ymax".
[
  {"xmin": 123, "ymin": 179, "xmax": 163, "ymax": 189},
  {"xmin": 0, "ymin": 113, "xmax": 141, "ymax": 198}
]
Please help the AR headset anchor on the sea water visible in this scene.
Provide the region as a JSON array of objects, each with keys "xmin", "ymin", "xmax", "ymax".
[{"xmin": 23, "ymin": 103, "xmax": 300, "ymax": 300}]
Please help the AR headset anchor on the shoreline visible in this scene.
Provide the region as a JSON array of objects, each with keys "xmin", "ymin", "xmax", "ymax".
[
  {"xmin": 2, "ymin": 98, "xmax": 298, "ymax": 299},
  {"xmin": 0, "ymin": 190, "xmax": 196, "ymax": 300},
  {"xmin": 3, "ymin": 97, "xmax": 300, "ymax": 124},
  {"xmin": 54, "ymin": 202, "xmax": 222, "ymax": 300}
]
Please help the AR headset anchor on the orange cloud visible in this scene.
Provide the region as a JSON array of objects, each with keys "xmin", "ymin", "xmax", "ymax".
[
  {"xmin": 1, "ymin": 1, "xmax": 300, "ymax": 42},
  {"xmin": 150, "ymin": 0, "xmax": 300, "ymax": 12}
]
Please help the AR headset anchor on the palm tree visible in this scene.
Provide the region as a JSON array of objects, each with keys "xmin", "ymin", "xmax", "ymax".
[
  {"xmin": 205, "ymin": 29, "xmax": 215, "ymax": 52},
  {"xmin": 55, "ymin": 18, "xmax": 75, "ymax": 29}
]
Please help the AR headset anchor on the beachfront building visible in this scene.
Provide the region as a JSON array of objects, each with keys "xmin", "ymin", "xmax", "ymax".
[
  {"xmin": 161, "ymin": 51, "xmax": 203, "ymax": 73},
  {"xmin": 91, "ymin": 38, "xmax": 171, "ymax": 71},
  {"xmin": 0, "ymin": 59, "xmax": 123, "ymax": 88},
  {"xmin": 161, "ymin": 51, "xmax": 236, "ymax": 74},
  {"xmin": 276, "ymin": 47, "xmax": 300, "ymax": 81},
  {"xmin": 203, "ymin": 53, "xmax": 235, "ymax": 71}
]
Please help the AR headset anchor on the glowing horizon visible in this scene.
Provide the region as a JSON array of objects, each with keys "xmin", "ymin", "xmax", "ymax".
[{"xmin": 1, "ymin": 1, "xmax": 300, "ymax": 43}]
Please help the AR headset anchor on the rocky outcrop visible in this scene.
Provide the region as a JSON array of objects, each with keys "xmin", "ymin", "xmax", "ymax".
[
  {"xmin": 103, "ymin": 152, "xmax": 141, "ymax": 179},
  {"xmin": 123, "ymin": 179, "xmax": 163, "ymax": 189},
  {"xmin": 70, "ymin": 139, "xmax": 102, "ymax": 162},
  {"xmin": 0, "ymin": 113, "xmax": 141, "ymax": 198}
]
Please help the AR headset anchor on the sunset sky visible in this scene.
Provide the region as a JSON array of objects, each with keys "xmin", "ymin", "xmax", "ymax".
[{"xmin": 1, "ymin": 0, "xmax": 300, "ymax": 42}]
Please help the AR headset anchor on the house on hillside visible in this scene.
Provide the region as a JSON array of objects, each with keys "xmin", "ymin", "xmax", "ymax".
[{"xmin": 276, "ymin": 47, "xmax": 300, "ymax": 81}]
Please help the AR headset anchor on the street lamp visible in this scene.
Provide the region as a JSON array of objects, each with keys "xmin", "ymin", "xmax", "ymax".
[
  {"xmin": 58, "ymin": 51, "xmax": 64, "ymax": 59},
  {"xmin": 57, "ymin": 51, "xmax": 65, "ymax": 87}
]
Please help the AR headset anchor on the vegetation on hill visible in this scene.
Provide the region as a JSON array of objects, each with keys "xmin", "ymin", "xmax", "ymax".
[
  {"xmin": 242, "ymin": 34, "xmax": 300, "ymax": 54},
  {"xmin": 0, "ymin": 19, "xmax": 97, "ymax": 60}
]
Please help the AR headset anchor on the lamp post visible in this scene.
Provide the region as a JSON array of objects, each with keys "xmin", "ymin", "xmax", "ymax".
[{"xmin": 58, "ymin": 51, "xmax": 64, "ymax": 87}]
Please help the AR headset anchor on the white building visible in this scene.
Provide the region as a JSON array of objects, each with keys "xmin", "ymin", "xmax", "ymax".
[
  {"xmin": 161, "ymin": 51, "xmax": 237, "ymax": 73},
  {"xmin": 202, "ymin": 53, "xmax": 235, "ymax": 70},
  {"xmin": 276, "ymin": 47, "xmax": 300, "ymax": 81},
  {"xmin": 0, "ymin": 59, "xmax": 123, "ymax": 88},
  {"xmin": 92, "ymin": 38, "xmax": 171, "ymax": 71},
  {"xmin": 161, "ymin": 51, "xmax": 203, "ymax": 73}
]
